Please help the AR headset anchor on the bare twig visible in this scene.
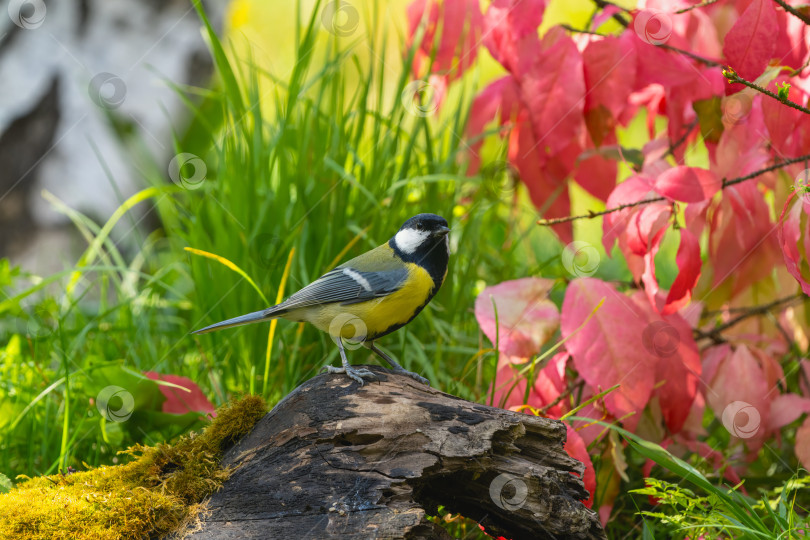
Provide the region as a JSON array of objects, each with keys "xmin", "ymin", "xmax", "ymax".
[
  {"xmin": 667, "ymin": 119, "xmax": 699, "ymax": 158},
  {"xmin": 722, "ymin": 153, "xmax": 810, "ymax": 188},
  {"xmin": 773, "ymin": 0, "xmax": 810, "ymax": 26},
  {"xmin": 676, "ymin": 0, "xmax": 721, "ymax": 14},
  {"xmin": 537, "ymin": 152, "xmax": 810, "ymax": 226},
  {"xmin": 723, "ymin": 68, "xmax": 810, "ymax": 115},
  {"xmin": 694, "ymin": 294, "xmax": 805, "ymax": 343},
  {"xmin": 591, "ymin": 0, "xmax": 630, "ymax": 27},
  {"xmin": 659, "ymin": 44, "xmax": 722, "ymax": 67}
]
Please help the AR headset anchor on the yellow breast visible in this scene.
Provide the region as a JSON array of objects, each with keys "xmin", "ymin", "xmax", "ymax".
[{"xmin": 289, "ymin": 263, "xmax": 436, "ymax": 341}]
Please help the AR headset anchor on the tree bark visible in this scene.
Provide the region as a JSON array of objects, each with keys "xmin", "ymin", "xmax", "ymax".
[{"xmin": 186, "ymin": 366, "xmax": 606, "ymax": 540}]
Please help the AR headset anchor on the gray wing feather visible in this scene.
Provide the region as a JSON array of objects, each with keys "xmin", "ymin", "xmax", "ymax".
[{"xmin": 275, "ymin": 267, "xmax": 408, "ymax": 310}]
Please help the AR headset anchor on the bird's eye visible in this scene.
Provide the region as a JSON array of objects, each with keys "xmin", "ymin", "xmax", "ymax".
[{"xmin": 415, "ymin": 222, "xmax": 423, "ymax": 230}]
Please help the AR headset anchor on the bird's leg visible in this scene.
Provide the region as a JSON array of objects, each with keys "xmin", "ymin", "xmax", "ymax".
[
  {"xmin": 322, "ymin": 338, "xmax": 378, "ymax": 385},
  {"xmin": 368, "ymin": 342, "xmax": 430, "ymax": 386}
]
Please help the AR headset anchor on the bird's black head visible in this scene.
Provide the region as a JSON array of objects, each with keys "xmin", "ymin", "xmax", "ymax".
[{"xmin": 389, "ymin": 213, "xmax": 450, "ymax": 288}]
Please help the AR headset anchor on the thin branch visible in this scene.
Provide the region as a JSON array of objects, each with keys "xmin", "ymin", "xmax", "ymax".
[
  {"xmin": 722, "ymin": 153, "xmax": 810, "ymax": 188},
  {"xmin": 560, "ymin": 24, "xmax": 605, "ymax": 37},
  {"xmin": 694, "ymin": 294, "xmax": 805, "ymax": 343},
  {"xmin": 538, "ymin": 196, "xmax": 666, "ymax": 226},
  {"xmin": 773, "ymin": 0, "xmax": 810, "ymax": 25},
  {"xmin": 538, "ymin": 152, "xmax": 810, "ymax": 226},
  {"xmin": 658, "ymin": 44, "xmax": 722, "ymax": 67},
  {"xmin": 667, "ymin": 118, "xmax": 699, "ymax": 158},
  {"xmin": 723, "ymin": 68, "xmax": 810, "ymax": 115},
  {"xmin": 591, "ymin": 0, "xmax": 630, "ymax": 27},
  {"xmin": 675, "ymin": 0, "xmax": 721, "ymax": 14}
]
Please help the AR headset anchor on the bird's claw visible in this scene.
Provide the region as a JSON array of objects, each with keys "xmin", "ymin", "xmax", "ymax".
[
  {"xmin": 322, "ymin": 365, "xmax": 378, "ymax": 386},
  {"xmin": 391, "ymin": 368, "xmax": 430, "ymax": 386}
]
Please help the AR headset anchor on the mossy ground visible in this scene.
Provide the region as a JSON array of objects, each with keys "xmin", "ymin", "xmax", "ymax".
[{"xmin": 0, "ymin": 395, "xmax": 268, "ymax": 540}]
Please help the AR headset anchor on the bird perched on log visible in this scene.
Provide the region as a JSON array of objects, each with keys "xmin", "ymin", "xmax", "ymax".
[{"xmin": 193, "ymin": 213, "xmax": 450, "ymax": 386}]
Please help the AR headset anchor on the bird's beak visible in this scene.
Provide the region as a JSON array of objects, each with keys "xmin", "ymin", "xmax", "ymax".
[{"xmin": 433, "ymin": 226, "xmax": 451, "ymax": 237}]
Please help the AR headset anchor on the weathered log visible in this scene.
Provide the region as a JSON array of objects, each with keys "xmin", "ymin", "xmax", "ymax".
[{"xmin": 186, "ymin": 366, "xmax": 606, "ymax": 540}]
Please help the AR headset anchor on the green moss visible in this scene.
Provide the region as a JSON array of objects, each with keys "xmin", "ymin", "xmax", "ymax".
[{"xmin": 0, "ymin": 395, "xmax": 267, "ymax": 540}]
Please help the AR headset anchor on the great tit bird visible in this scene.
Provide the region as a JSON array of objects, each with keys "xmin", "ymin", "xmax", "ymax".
[{"xmin": 193, "ymin": 213, "xmax": 450, "ymax": 386}]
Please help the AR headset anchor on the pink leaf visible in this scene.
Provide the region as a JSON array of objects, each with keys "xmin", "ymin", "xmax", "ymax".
[
  {"xmin": 769, "ymin": 393, "xmax": 810, "ymax": 430},
  {"xmin": 483, "ymin": 0, "xmax": 547, "ymax": 73},
  {"xmin": 144, "ymin": 372, "xmax": 216, "ymax": 417},
  {"xmin": 762, "ymin": 77, "xmax": 810, "ymax": 158},
  {"xmin": 474, "ymin": 277, "xmax": 560, "ymax": 358},
  {"xmin": 406, "ymin": 0, "xmax": 484, "ymax": 81},
  {"xmin": 561, "ymin": 278, "xmax": 656, "ymax": 429},
  {"xmin": 703, "ymin": 345, "xmax": 769, "ymax": 445},
  {"xmin": 654, "ymin": 166, "xmax": 721, "ymax": 203},
  {"xmin": 510, "ymin": 121, "xmax": 575, "ymax": 243},
  {"xmin": 778, "ymin": 193, "xmax": 810, "ymax": 296},
  {"xmin": 582, "ymin": 35, "xmax": 637, "ymax": 120},
  {"xmin": 722, "ymin": 0, "xmax": 777, "ymax": 84},
  {"xmin": 518, "ymin": 27, "xmax": 585, "ymax": 156},
  {"xmin": 564, "ymin": 426, "xmax": 596, "ymax": 508},
  {"xmin": 663, "ymin": 227, "xmax": 702, "ymax": 315},
  {"xmin": 466, "ymin": 76, "xmax": 522, "ymax": 173},
  {"xmin": 796, "ymin": 418, "xmax": 810, "ymax": 471},
  {"xmin": 602, "ymin": 175, "xmax": 657, "ymax": 252},
  {"xmin": 630, "ymin": 292, "xmax": 701, "ymax": 433}
]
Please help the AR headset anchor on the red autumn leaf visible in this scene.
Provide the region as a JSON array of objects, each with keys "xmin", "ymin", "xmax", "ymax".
[
  {"xmin": 774, "ymin": 8, "xmax": 810, "ymax": 72},
  {"xmin": 474, "ymin": 277, "xmax": 560, "ymax": 358},
  {"xmin": 707, "ymin": 181, "xmax": 781, "ymax": 297},
  {"xmin": 144, "ymin": 372, "xmax": 216, "ymax": 416},
  {"xmin": 491, "ymin": 352, "xmax": 569, "ymax": 416},
  {"xmin": 762, "ymin": 77, "xmax": 810, "ymax": 159},
  {"xmin": 768, "ymin": 393, "xmax": 810, "ymax": 430},
  {"xmin": 564, "ymin": 425, "xmax": 596, "ymax": 508},
  {"xmin": 630, "ymin": 292, "xmax": 701, "ymax": 433},
  {"xmin": 483, "ymin": 0, "xmax": 547, "ymax": 73},
  {"xmin": 796, "ymin": 418, "xmax": 810, "ymax": 471},
  {"xmin": 561, "ymin": 278, "xmax": 656, "ymax": 429},
  {"xmin": 602, "ymin": 175, "xmax": 657, "ymax": 252},
  {"xmin": 653, "ymin": 166, "xmax": 721, "ymax": 203},
  {"xmin": 582, "ymin": 34, "xmax": 637, "ymax": 121},
  {"xmin": 510, "ymin": 120, "xmax": 575, "ymax": 243},
  {"xmin": 722, "ymin": 0, "xmax": 777, "ymax": 84},
  {"xmin": 466, "ymin": 75, "xmax": 522, "ymax": 173},
  {"xmin": 778, "ymin": 193, "xmax": 810, "ymax": 296},
  {"xmin": 518, "ymin": 27, "xmax": 585, "ymax": 157},
  {"xmin": 702, "ymin": 345, "xmax": 771, "ymax": 447},
  {"xmin": 406, "ymin": 0, "xmax": 483, "ymax": 81},
  {"xmin": 663, "ymin": 227, "xmax": 702, "ymax": 315}
]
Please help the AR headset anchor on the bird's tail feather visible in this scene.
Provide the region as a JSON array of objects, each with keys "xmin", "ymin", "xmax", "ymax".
[{"xmin": 191, "ymin": 306, "xmax": 287, "ymax": 335}]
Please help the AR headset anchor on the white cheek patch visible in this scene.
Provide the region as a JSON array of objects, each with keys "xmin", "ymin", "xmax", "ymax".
[
  {"xmin": 394, "ymin": 228, "xmax": 430, "ymax": 254},
  {"xmin": 342, "ymin": 268, "xmax": 373, "ymax": 292}
]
